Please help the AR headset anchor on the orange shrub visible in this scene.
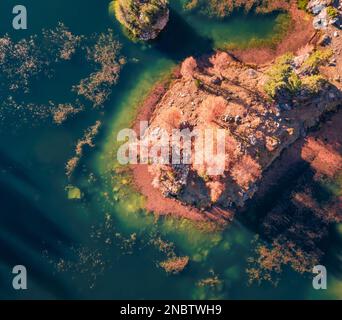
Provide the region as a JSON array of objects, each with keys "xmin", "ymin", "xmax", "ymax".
[
  {"xmin": 231, "ymin": 154, "xmax": 261, "ymax": 190},
  {"xmin": 181, "ymin": 56, "xmax": 198, "ymax": 79}
]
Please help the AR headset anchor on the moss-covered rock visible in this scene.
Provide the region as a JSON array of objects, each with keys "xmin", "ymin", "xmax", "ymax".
[{"xmin": 113, "ymin": 0, "xmax": 169, "ymax": 41}]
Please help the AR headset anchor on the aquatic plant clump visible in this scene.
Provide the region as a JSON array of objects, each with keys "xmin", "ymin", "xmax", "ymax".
[
  {"xmin": 42, "ymin": 22, "xmax": 82, "ymax": 61},
  {"xmin": 52, "ymin": 102, "xmax": 84, "ymax": 125},
  {"xmin": 0, "ymin": 26, "xmax": 125, "ymax": 128},
  {"xmin": 73, "ymin": 30, "xmax": 126, "ymax": 107},
  {"xmin": 0, "ymin": 23, "xmax": 82, "ymax": 94},
  {"xmin": 0, "ymin": 35, "xmax": 46, "ymax": 93},
  {"xmin": 247, "ymin": 236, "xmax": 321, "ymax": 285},
  {"xmin": 66, "ymin": 121, "xmax": 102, "ymax": 178},
  {"xmin": 113, "ymin": 0, "xmax": 169, "ymax": 40},
  {"xmin": 159, "ymin": 256, "xmax": 189, "ymax": 274}
]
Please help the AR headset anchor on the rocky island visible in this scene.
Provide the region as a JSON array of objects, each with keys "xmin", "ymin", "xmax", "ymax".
[
  {"xmin": 113, "ymin": 0, "xmax": 169, "ymax": 40},
  {"xmin": 131, "ymin": 0, "xmax": 342, "ymax": 224}
]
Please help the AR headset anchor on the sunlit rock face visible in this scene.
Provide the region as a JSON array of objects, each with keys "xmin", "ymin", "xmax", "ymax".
[
  {"xmin": 307, "ymin": 0, "xmax": 342, "ymax": 30},
  {"xmin": 114, "ymin": 0, "xmax": 169, "ymax": 41}
]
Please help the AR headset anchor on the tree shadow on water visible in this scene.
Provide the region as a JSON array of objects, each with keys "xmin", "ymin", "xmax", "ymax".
[
  {"xmin": 153, "ymin": 9, "xmax": 214, "ymax": 61},
  {"xmin": 236, "ymin": 153, "xmax": 342, "ymax": 281},
  {"xmin": 0, "ymin": 154, "xmax": 75, "ymax": 298}
]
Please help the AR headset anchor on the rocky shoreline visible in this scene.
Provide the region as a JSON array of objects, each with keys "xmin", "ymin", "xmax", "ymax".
[{"xmin": 113, "ymin": 0, "xmax": 169, "ymax": 41}]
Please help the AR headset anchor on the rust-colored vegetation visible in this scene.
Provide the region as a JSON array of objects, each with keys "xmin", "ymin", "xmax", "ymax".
[{"xmin": 159, "ymin": 256, "xmax": 190, "ymax": 274}]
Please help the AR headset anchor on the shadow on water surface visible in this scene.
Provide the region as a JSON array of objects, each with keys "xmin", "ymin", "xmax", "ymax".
[
  {"xmin": 237, "ymin": 149, "xmax": 342, "ymax": 281},
  {"xmin": 238, "ymin": 160, "xmax": 312, "ymax": 233},
  {"xmin": 153, "ymin": 9, "xmax": 214, "ymax": 61},
  {"xmin": 0, "ymin": 151, "xmax": 41, "ymax": 191},
  {"xmin": 325, "ymin": 228, "xmax": 342, "ymax": 278},
  {"xmin": 0, "ymin": 193, "xmax": 73, "ymax": 298},
  {"xmin": 0, "ymin": 154, "xmax": 74, "ymax": 298}
]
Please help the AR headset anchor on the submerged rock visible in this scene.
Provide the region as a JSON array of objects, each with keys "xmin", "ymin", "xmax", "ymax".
[
  {"xmin": 114, "ymin": 0, "xmax": 169, "ymax": 41},
  {"xmin": 66, "ymin": 185, "xmax": 83, "ymax": 200}
]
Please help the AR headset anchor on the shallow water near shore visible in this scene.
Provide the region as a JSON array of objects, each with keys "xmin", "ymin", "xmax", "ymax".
[{"xmin": 0, "ymin": 0, "xmax": 341, "ymax": 299}]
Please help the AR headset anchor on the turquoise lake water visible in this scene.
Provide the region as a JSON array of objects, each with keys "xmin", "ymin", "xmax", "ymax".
[{"xmin": 0, "ymin": 0, "xmax": 341, "ymax": 299}]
